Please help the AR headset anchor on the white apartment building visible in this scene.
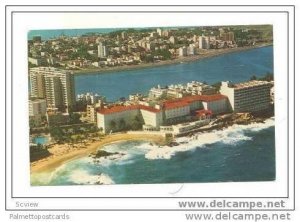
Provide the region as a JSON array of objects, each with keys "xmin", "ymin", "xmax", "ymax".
[
  {"xmin": 29, "ymin": 67, "xmax": 76, "ymax": 112},
  {"xmin": 179, "ymin": 46, "xmax": 188, "ymax": 57},
  {"xmin": 87, "ymin": 105, "xmax": 97, "ymax": 123},
  {"xmin": 149, "ymin": 85, "xmax": 168, "ymax": 98},
  {"xmin": 220, "ymin": 80, "xmax": 272, "ymax": 112},
  {"xmin": 187, "ymin": 45, "xmax": 195, "ymax": 55},
  {"xmin": 98, "ymin": 42, "xmax": 108, "ymax": 58},
  {"xmin": 199, "ymin": 35, "xmax": 210, "ymax": 49},
  {"xmin": 29, "ymin": 98, "xmax": 47, "ymax": 116}
]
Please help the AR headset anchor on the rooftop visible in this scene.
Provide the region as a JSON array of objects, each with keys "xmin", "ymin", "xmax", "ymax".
[
  {"xmin": 97, "ymin": 104, "xmax": 161, "ymax": 115},
  {"xmin": 163, "ymin": 94, "xmax": 227, "ymax": 109},
  {"xmin": 233, "ymin": 80, "xmax": 271, "ymax": 89}
]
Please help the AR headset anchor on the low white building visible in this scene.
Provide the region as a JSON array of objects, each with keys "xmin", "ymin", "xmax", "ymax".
[
  {"xmin": 97, "ymin": 105, "xmax": 162, "ymax": 133},
  {"xmin": 149, "ymin": 85, "xmax": 168, "ymax": 98}
]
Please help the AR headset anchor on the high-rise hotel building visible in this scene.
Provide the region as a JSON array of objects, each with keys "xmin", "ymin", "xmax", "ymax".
[
  {"xmin": 220, "ymin": 80, "xmax": 272, "ymax": 112},
  {"xmin": 29, "ymin": 67, "xmax": 75, "ymax": 112}
]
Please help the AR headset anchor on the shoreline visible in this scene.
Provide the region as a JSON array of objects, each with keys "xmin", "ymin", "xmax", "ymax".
[
  {"xmin": 30, "ymin": 133, "xmax": 165, "ymax": 174},
  {"xmin": 73, "ymin": 43, "xmax": 273, "ymax": 76},
  {"xmin": 31, "ymin": 116, "xmax": 274, "ymax": 176}
]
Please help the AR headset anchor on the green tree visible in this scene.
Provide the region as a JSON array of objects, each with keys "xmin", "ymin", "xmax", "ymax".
[
  {"xmin": 109, "ymin": 120, "xmax": 117, "ymax": 132},
  {"xmin": 130, "ymin": 115, "xmax": 144, "ymax": 131},
  {"xmin": 69, "ymin": 113, "xmax": 81, "ymax": 124},
  {"xmin": 212, "ymin": 81, "xmax": 222, "ymax": 91},
  {"xmin": 118, "ymin": 118, "xmax": 127, "ymax": 131},
  {"xmin": 49, "ymin": 127, "xmax": 64, "ymax": 142}
]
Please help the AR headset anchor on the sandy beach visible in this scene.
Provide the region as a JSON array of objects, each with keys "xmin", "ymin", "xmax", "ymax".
[
  {"xmin": 73, "ymin": 44, "xmax": 272, "ymax": 75},
  {"xmin": 30, "ymin": 133, "xmax": 165, "ymax": 174}
]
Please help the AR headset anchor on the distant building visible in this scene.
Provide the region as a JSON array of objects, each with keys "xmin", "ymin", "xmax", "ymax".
[
  {"xmin": 157, "ymin": 28, "xmax": 162, "ymax": 36},
  {"xmin": 187, "ymin": 45, "xmax": 195, "ymax": 55},
  {"xmin": 220, "ymin": 31, "xmax": 235, "ymax": 42},
  {"xmin": 149, "ymin": 85, "xmax": 168, "ymax": 98},
  {"xmin": 169, "ymin": 36, "xmax": 176, "ymax": 44},
  {"xmin": 146, "ymin": 42, "xmax": 155, "ymax": 51},
  {"xmin": 193, "ymin": 35, "xmax": 198, "ymax": 43},
  {"xmin": 162, "ymin": 30, "xmax": 170, "ymax": 37},
  {"xmin": 199, "ymin": 35, "xmax": 210, "ymax": 49},
  {"xmin": 178, "ymin": 46, "xmax": 188, "ymax": 57},
  {"xmin": 77, "ymin": 92, "xmax": 106, "ymax": 105},
  {"xmin": 29, "ymin": 67, "xmax": 76, "ymax": 112},
  {"xmin": 28, "ymin": 57, "xmax": 45, "ymax": 66},
  {"xmin": 121, "ymin": 31, "xmax": 127, "ymax": 39},
  {"xmin": 98, "ymin": 42, "xmax": 108, "ymax": 58},
  {"xmin": 220, "ymin": 80, "xmax": 272, "ymax": 112}
]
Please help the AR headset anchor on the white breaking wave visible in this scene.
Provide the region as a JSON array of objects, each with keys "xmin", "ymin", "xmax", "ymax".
[
  {"xmin": 144, "ymin": 118, "xmax": 274, "ymax": 160},
  {"xmin": 69, "ymin": 169, "xmax": 114, "ymax": 185}
]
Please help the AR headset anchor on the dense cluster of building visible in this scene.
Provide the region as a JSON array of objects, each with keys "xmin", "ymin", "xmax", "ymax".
[
  {"xmin": 94, "ymin": 81, "xmax": 272, "ymax": 136},
  {"xmin": 28, "ymin": 27, "xmax": 242, "ymax": 70},
  {"xmin": 29, "ymin": 67, "xmax": 273, "ymax": 136}
]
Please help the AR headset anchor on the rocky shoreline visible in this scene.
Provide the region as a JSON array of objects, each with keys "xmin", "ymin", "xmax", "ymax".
[{"xmin": 170, "ymin": 110, "xmax": 274, "ymax": 139}]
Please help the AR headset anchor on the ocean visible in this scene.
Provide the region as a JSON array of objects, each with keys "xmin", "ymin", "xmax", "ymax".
[
  {"xmin": 31, "ymin": 119, "xmax": 275, "ymax": 185},
  {"xmin": 28, "ymin": 28, "xmax": 123, "ymax": 40},
  {"xmin": 30, "ymin": 46, "xmax": 275, "ymax": 185},
  {"xmin": 75, "ymin": 46, "xmax": 273, "ymax": 101}
]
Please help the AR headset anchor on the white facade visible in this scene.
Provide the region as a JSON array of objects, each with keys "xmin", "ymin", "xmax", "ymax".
[
  {"xmin": 199, "ymin": 36, "xmax": 210, "ymax": 49},
  {"xmin": 29, "ymin": 99, "xmax": 47, "ymax": 116},
  {"xmin": 140, "ymin": 109, "xmax": 163, "ymax": 129},
  {"xmin": 149, "ymin": 85, "xmax": 168, "ymax": 98},
  {"xmin": 97, "ymin": 108, "xmax": 140, "ymax": 133},
  {"xmin": 87, "ymin": 105, "xmax": 97, "ymax": 122},
  {"xmin": 202, "ymin": 99, "xmax": 228, "ymax": 114},
  {"xmin": 97, "ymin": 106, "xmax": 162, "ymax": 133},
  {"xmin": 164, "ymin": 105, "xmax": 190, "ymax": 120},
  {"xmin": 29, "ymin": 67, "xmax": 75, "ymax": 112},
  {"xmin": 220, "ymin": 80, "xmax": 272, "ymax": 112},
  {"xmin": 98, "ymin": 42, "xmax": 108, "ymax": 58},
  {"xmin": 157, "ymin": 28, "xmax": 162, "ymax": 36},
  {"xmin": 187, "ymin": 45, "xmax": 195, "ymax": 55},
  {"xmin": 179, "ymin": 47, "xmax": 187, "ymax": 57}
]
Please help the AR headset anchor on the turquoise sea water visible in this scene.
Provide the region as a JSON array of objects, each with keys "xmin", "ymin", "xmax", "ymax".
[
  {"xmin": 28, "ymin": 28, "xmax": 121, "ymax": 40},
  {"xmin": 31, "ymin": 120, "xmax": 275, "ymax": 185},
  {"xmin": 30, "ymin": 46, "xmax": 275, "ymax": 185}
]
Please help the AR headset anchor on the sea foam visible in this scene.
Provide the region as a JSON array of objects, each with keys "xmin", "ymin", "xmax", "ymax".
[
  {"xmin": 69, "ymin": 169, "xmax": 114, "ymax": 185},
  {"xmin": 144, "ymin": 118, "xmax": 274, "ymax": 160}
]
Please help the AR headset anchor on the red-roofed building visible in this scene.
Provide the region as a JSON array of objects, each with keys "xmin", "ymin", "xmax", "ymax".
[
  {"xmin": 96, "ymin": 94, "xmax": 228, "ymax": 133},
  {"xmin": 97, "ymin": 105, "xmax": 163, "ymax": 133},
  {"xmin": 163, "ymin": 94, "xmax": 228, "ymax": 115}
]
